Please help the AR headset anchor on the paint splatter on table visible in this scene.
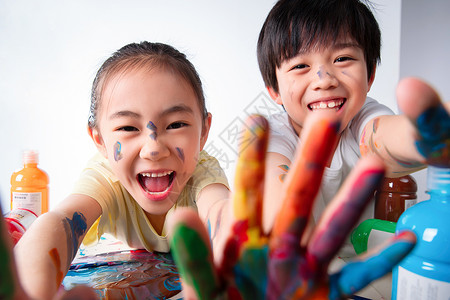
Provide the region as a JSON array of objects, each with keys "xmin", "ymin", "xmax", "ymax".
[{"xmin": 62, "ymin": 234, "xmax": 183, "ymax": 299}]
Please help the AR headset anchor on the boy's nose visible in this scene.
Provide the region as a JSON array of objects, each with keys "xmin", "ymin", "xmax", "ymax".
[{"xmin": 311, "ymin": 66, "xmax": 339, "ymax": 90}]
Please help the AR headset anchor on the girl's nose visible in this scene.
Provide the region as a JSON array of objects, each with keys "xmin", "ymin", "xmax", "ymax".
[
  {"xmin": 140, "ymin": 136, "xmax": 170, "ymax": 161},
  {"xmin": 311, "ymin": 66, "xmax": 339, "ymax": 90}
]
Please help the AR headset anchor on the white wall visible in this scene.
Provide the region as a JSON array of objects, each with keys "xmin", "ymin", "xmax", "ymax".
[
  {"xmin": 0, "ymin": 0, "xmax": 402, "ymax": 211},
  {"xmin": 399, "ymin": 0, "xmax": 450, "ymax": 201}
]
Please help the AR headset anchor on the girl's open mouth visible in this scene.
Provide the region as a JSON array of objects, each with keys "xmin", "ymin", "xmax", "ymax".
[{"xmin": 138, "ymin": 171, "xmax": 175, "ymax": 200}]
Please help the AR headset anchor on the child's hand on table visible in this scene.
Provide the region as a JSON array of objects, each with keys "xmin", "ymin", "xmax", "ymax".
[{"xmin": 168, "ymin": 113, "xmax": 416, "ymax": 300}]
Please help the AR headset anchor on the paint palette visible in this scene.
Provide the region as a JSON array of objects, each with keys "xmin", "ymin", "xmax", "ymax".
[{"xmin": 62, "ymin": 234, "xmax": 183, "ymax": 299}]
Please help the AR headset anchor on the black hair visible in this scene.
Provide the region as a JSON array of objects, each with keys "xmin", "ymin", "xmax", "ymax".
[
  {"xmin": 88, "ymin": 41, "xmax": 207, "ymax": 129},
  {"xmin": 257, "ymin": 0, "xmax": 381, "ymax": 92}
]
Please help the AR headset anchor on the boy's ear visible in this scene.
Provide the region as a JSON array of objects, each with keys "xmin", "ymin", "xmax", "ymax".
[
  {"xmin": 367, "ymin": 66, "xmax": 377, "ymax": 92},
  {"xmin": 88, "ymin": 126, "xmax": 108, "ymax": 158},
  {"xmin": 200, "ymin": 113, "xmax": 212, "ymax": 151},
  {"xmin": 267, "ymin": 86, "xmax": 283, "ymax": 105}
]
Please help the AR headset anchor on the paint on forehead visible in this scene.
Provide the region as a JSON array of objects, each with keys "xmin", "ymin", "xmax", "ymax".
[
  {"xmin": 114, "ymin": 141, "xmax": 123, "ymax": 162},
  {"xmin": 147, "ymin": 121, "xmax": 158, "ymax": 140},
  {"xmin": 176, "ymin": 147, "xmax": 185, "ymax": 162}
]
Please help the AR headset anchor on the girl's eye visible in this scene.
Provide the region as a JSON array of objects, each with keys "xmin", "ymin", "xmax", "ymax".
[
  {"xmin": 167, "ymin": 122, "xmax": 188, "ymax": 130},
  {"xmin": 117, "ymin": 126, "xmax": 138, "ymax": 132}
]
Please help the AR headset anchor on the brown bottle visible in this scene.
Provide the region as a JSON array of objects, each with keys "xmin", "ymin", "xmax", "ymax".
[{"xmin": 374, "ymin": 175, "xmax": 417, "ymax": 222}]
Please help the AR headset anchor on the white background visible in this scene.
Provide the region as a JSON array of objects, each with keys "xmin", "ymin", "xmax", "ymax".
[{"xmin": 0, "ymin": 0, "xmax": 448, "ymax": 212}]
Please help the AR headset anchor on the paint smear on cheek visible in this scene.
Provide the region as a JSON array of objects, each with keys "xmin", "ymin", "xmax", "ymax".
[
  {"xmin": 176, "ymin": 147, "xmax": 185, "ymax": 162},
  {"xmin": 147, "ymin": 121, "xmax": 157, "ymax": 140},
  {"xmin": 49, "ymin": 248, "xmax": 64, "ymax": 287},
  {"xmin": 114, "ymin": 141, "xmax": 123, "ymax": 162}
]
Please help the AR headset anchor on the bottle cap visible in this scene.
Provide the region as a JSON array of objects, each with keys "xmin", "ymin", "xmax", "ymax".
[
  {"xmin": 427, "ymin": 166, "xmax": 450, "ymax": 192},
  {"xmin": 23, "ymin": 150, "xmax": 39, "ymax": 164},
  {"xmin": 378, "ymin": 175, "xmax": 417, "ymax": 193}
]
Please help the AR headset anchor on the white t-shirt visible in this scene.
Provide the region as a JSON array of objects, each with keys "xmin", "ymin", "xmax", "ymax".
[{"xmin": 267, "ymin": 97, "xmax": 394, "ymax": 257}]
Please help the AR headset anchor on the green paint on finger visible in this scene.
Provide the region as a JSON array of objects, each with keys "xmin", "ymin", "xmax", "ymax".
[{"xmin": 171, "ymin": 223, "xmax": 218, "ymax": 300}]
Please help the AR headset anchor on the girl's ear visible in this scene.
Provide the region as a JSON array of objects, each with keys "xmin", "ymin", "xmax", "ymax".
[
  {"xmin": 267, "ymin": 86, "xmax": 283, "ymax": 105},
  {"xmin": 88, "ymin": 126, "xmax": 108, "ymax": 158},
  {"xmin": 200, "ymin": 113, "xmax": 212, "ymax": 151}
]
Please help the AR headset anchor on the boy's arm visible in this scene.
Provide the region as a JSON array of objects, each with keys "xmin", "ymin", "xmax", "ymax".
[
  {"xmin": 360, "ymin": 78, "xmax": 450, "ymax": 176},
  {"xmin": 263, "ymin": 152, "xmax": 292, "ymax": 233},
  {"xmin": 14, "ymin": 194, "xmax": 101, "ymax": 300}
]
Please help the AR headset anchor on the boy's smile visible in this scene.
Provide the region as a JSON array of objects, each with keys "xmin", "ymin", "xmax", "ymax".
[
  {"xmin": 91, "ymin": 66, "xmax": 210, "ymax": 228},
  {"xmin": 268, "ymin": 38, "xmax": 374, "ymax": 137}
]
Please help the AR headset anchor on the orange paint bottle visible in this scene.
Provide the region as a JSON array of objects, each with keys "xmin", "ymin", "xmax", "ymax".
[{"xmin": 10, "ymin": 150, "xmax": 49, "ymax": 216}]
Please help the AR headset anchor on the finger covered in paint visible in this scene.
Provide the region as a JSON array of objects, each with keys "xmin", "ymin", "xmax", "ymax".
[
  {"xmin": 270, "ymin": 112, "xmax": 340, "ymax": 250},
  {"xmin": 233, "ymin": 114, "xmax": 269, "ymax": 232},
  {"xmin": 307, "ymin": 155, "xmax": 385, "ymax": 267},
  {"xmin": 396, "ymin": 77, "xmax": 450, "ymax": 167},
  {"xmin": 168, "ymin": 208, "xmax": 220, "ymax": 300},
  {"xmin": 329, "ymin": 230, "xmax": 416, "ymax": 299},
  {"xmin": 267, "ymin": 112, "xmax": 340, "ymax": 299}
]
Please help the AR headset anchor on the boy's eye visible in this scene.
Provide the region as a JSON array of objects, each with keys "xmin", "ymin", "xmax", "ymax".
[
  {"xmin": 291, "ymin": 64, "xmax": 309, "ymax": 70},
  {"xmin": 335, "ymin": 56, "xmax": 354, "ymax": 63},
  {"xmin": 167, "ymin": 122, "xmax": 188, "ymax": 130},
  {"xmin": 117, "ymin": 126, "xmax": 138, "ymax": 132}
]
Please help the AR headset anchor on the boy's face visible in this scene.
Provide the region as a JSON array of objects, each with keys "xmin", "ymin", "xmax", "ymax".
[
  {"xmin": 90, "ymin": 67, "xmax": 210, "ymax": 227},
  {"xmin": 268, "ymin": 37, "xmax": 375, "ymax": 136}
]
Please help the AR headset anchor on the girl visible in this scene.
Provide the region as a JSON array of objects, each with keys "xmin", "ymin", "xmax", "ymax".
[{"xmin": 13, "ymin": 41, "xmax": 230, "ymax": 299}]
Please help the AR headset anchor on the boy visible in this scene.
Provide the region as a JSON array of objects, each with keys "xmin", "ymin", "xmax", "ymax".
[{"xmin": 257, "ymin": 0, "xmax": 449, "ymax": 254}]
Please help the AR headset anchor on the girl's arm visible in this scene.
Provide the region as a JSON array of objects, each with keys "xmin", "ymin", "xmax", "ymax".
[
  {"xmin": 360, "ymin": 78, "xmax": 450, "ymax": 176},
  {"xmin": 14, "ymin": 194, "xmax": 101, "ymax": 300},
  {"xmin": 195, "ymin": 183, "xmax": 231, "ymax": 263}
]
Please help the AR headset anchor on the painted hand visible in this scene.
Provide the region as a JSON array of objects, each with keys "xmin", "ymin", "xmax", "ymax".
[
  {"xmin": 0, "ymin": 206, "xmax": 99, "ymax": 300},
  {"xmin": 396, "ymin": 77, "xmax": 450, "ymax": 167},
  {"xmin": 168, "ymin": 113, "xmax": 416, "ymax": 299}
]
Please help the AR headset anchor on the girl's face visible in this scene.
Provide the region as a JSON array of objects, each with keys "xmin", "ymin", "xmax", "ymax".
[
  {"xmin": 90, "ymin": 66, "xmax": 210, "ymax": 228},
  {"xmin": 268, "ymin": 37, "xmax": 375, "ymax": 137}
]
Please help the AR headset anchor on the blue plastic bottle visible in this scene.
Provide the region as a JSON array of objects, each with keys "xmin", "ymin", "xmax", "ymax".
[{"xmin": 392, "ymin": 166, "xmax": 450, "ymax": 299}]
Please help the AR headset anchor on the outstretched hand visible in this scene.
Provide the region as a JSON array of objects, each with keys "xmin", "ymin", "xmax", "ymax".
[
  {"xmin": 168, "ymin": 113, "xmax": 416, "ymax": 299},
  {"xmin": 0, "ymin": 208, "xmax": 99, "ymax": 300},
  {"xmin": 396, "ymin": 77, "xmax": 450, "ymax": 167}
]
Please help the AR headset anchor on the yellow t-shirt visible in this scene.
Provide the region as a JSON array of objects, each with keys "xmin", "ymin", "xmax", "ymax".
[{"xmin": 72, "ymin": 150, "xmax": 229, "ymax": 253}]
